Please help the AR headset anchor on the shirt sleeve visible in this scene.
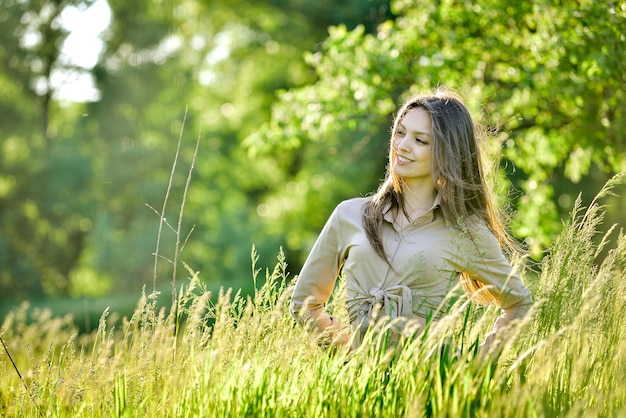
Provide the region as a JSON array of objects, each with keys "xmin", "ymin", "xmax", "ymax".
[
  {"xmin": 290, "ymin": 205, "xmax": 346, "ymax": 324},
  {"xmin": 453, "ymin": 221, "xmax": 533, "ymax": 331}
]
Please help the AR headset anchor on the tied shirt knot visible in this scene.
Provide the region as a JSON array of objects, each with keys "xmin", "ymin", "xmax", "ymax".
[{"xmin": 355, "ymin": 284, "xmax": 413, "ymax": 337}]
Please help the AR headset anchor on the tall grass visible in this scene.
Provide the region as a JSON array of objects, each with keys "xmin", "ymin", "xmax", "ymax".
[{"xmin": 1, "ymin": 176, "xmax": 624, "ymax": 417}]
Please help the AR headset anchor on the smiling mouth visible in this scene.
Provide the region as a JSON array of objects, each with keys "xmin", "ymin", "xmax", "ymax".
[{"xmin": 397, "ymin": 156, "xmax": 412, "ymax": 164}]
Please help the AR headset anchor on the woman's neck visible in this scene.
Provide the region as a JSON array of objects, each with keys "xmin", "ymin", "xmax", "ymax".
[{"xmin": 396, "ymin": 178, "xmax": 437, "ymax": 222}]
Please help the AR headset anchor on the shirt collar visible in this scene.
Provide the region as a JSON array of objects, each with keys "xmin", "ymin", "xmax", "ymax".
[{"xmin": 382, "ymin": 193, "xmax": 442, "ymax": 224}]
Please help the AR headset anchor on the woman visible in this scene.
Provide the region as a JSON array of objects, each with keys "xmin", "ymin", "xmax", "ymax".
[{"xmin": 290, "ymin": 88, "xmax": 533, "ymax": 351}]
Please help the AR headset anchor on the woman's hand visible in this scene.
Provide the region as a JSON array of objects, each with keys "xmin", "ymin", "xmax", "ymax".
[
  {"xmin": 477, "ymin": 329, "xmax": 506, "ymax": 362},
  {"xmin": 309, "ymin": 312, "xmax": 350, "ymax": 350}
]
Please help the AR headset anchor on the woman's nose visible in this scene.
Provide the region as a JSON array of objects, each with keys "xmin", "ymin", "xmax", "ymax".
[{"xmin": 396, "ymin": 135, "xmax": 410, "ymax": 151}]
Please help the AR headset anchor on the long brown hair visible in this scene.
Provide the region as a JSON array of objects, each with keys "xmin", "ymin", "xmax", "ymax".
[{"xmin": 363, "ymin": 88, "xmax": 520, "ymax": 304}]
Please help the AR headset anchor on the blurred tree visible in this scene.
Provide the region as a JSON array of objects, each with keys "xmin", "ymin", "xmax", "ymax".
[
  {"xmin": 0, "ymin": 0, "xmax": 98, "ymax": 146},
  {"xmin": 249, "ymin": 0, "xmax": 625, "ymax": 258},
  {"xmin": 182, "ymin": 0, "xmax": 394, "ymax": 279},
  {"xmin": 0, "ymin": 0, "xmax": 98, "ymax": 296},
  {"xmin": 68, "ymin": 0, "xmax": 395, "ymax": 292},
  {"xmin": 5, "ymin": 0, "xmax": 620, "ymax": 302}
]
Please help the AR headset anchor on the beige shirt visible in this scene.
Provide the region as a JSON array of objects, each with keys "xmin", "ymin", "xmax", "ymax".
[{"xmin": 290, "ymin": 196, "xmax": 533, "ymax": 347}]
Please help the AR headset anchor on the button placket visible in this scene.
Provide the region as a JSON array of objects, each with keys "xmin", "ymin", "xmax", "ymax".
[
  {"xmin": 391, "ymin": 232, "xmax": 402, "ymax": 262},
  {"xmin": 382, "ymin": 231, "xmax": 402, "ymax": 283}
]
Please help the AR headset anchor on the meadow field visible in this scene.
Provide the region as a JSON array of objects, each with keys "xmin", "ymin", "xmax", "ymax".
[{"xmin": 1, "ymin": 180, "xmax": 624, "ymax": 417}]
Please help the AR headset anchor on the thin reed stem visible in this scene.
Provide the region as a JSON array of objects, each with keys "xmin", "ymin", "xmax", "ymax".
[
  {"xmin": 152, "ymin": 108, "xmax": 187, "ymax": 293},
  {"xmin": 171, "ymin": 126, "xmax": 201, "ymax": 319},
  {"xmin": 0, "ymin": 334, "xmax": 27, "ymax": 392},
  {"xmin": 0, "ymin": 333, "xmax": 42, "ymax": 414}
]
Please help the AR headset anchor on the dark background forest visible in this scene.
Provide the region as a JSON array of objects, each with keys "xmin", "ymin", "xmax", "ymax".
[{"xmin": 1, "ymin": 0, "xmax": 624, "ymax": 327}]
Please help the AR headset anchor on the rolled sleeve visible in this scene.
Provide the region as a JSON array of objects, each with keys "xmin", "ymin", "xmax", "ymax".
[
  {"xmin": 454, "ymin": 222, "xmax": 533, "ymax": 325},
  {"xmin": 290, "ymin": 206, "xmax": 345, "ymax": 324}
]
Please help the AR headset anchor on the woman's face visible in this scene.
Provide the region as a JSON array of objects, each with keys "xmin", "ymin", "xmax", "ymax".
[{"xmin": 392, "ymin": 107, "xmax": 433, "ymax": 185}]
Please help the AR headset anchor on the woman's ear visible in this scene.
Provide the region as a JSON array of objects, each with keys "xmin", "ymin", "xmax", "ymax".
[{"xmin": 434, "ymin": 174, "xmax": 445, "ymax": 190}]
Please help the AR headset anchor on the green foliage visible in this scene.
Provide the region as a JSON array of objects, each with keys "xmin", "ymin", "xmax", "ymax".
[
  {"xmin": 1, "ymin": 0, "xmax": 623, "ymax": 300},
  {"xmin": 0, "ymin": 138, "xmax": 96, "ymax": 296},
  {"xmin": 253, "ymin": 0, "xmax": 626, "ymax": 255},
  {"xmin": 1, "ymin": 182, "xmax": 625, "ymax": 416},
  {"xmin": 0, "ymin": 0, "xmax": 392, "ymax": 297},
  {"xmin": 0, "ymin": 1, "xmax": 98, "ymax": 296}
]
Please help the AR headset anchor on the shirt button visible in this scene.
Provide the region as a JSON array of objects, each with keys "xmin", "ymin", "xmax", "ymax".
[{"xmin": 359, "ymin": 310, "xmax": 365, "ymax": 316}]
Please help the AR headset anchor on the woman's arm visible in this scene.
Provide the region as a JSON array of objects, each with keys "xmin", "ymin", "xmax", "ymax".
[
  {"xmin": 290, "ymin": 205, "xmax": 350, "ymax": 346},
  {"xmin": 458, "ymin": 223, "xmax": 533, "ymax": 350}
]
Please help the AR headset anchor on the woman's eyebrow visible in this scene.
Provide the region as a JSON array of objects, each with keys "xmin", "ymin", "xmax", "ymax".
[{"xmin": 398, "ymin": 122, "xmax": 431, "ymax": 137}]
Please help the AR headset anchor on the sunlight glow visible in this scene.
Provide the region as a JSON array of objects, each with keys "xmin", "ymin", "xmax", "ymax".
[{"xmin": 53, "ymin": 0, "xmax": 111, "ymax": 102}]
